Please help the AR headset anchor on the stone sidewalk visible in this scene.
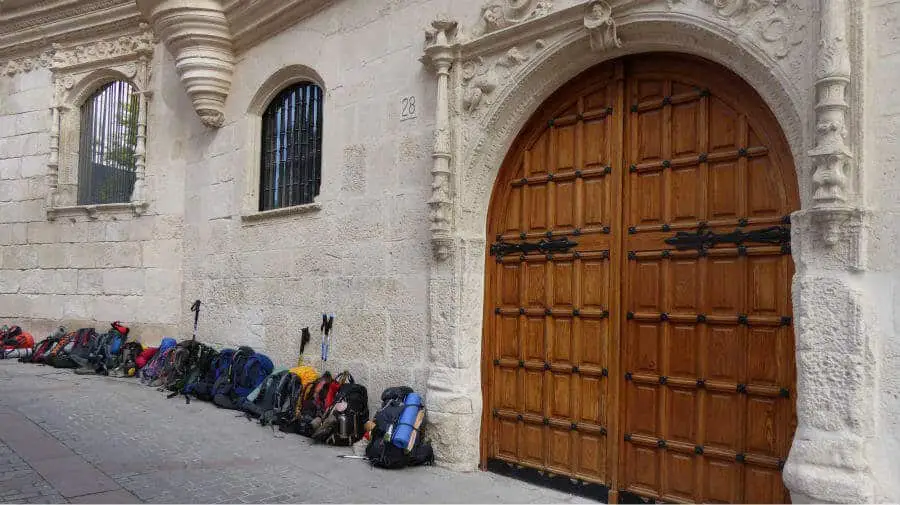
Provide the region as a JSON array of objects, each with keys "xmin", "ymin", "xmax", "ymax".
[{"xmin": 0, "ymin": 361, "xmax": 592, "ymax": 504}]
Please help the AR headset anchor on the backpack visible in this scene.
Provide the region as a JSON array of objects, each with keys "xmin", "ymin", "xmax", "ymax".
[
  {"xmin": 279, "ymin": 372, "xmax": 334, "ymax": 436},
  {"xmin": 213, "ymin": 347, "xmax": 274, "ymax": 410},
  {"xmin": 109, "ymin": 341, "xmax": 144, "ymax": 377},
  {"xmin": 42, "ymin": 332, "xmax": 75, "ymax": 366},
  {"xmin": 185, "ymin": 348, "xmax": 235, "ymax": 402},
  {"xmin": 310, "ymin": 372, "xmax": 369, "ymax": 446},
  {"xmin": 74, "ymin": 325, "xmax": 128, "ymax": 375},
  {"xmin": 365, "ymin": 388, "xmax": 434, "ymax": 469},
  {"xmin": 28, "ymin": 327, "xmax": 66, "ymax": 364},
  {"xmin": 164, "ymin": 341, "xmax": 218, "ymax": 401},
  {"xmin": 49, "ymin": 328, "xmax": 95, "ymax": 369},
  {"xmin": 242, "ymin": 369, "xmax": 288, "ymax": 419},
  {"xmin": 1, "ymin": 326, "xmax": 34, "ymax": 360},
  {"xmin": 139, "ymin": 338, "xmax": 177, "ymax": 385},
  {"xmin": 135, "ymin": 346, "xmax": 157, "ymax": 368}
]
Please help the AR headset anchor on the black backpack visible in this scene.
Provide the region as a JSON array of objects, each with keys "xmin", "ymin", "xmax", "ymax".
[
  {"xmin": 311, "ymin": 373, "xmax": 370, "ymax": 446},
  {"xmin": 365, "ymin": 387, "xmax": 434, "ymax": 469},
  {"xmin": 260, "ymin": 371, "xmax": 304, "ymax": 427},
  {"xmin": 159, "ymin": 340, "xmax": 217, "ymax": 395},
  {"xmin": 185, "ymin": 348, "xmax": 234, "ymax": 402},
  {"xmin": 242, "ymin": 370, "xmax": 287, "ymax": 418}
]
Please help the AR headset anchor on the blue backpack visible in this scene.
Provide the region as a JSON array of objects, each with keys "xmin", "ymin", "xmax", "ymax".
[
  {"xmin": 234, "ymin": 353, "xmax": 275, "ymax": 398},
  {"xmin": 212, "ymin": 346, "xmax": 274, "ymax": 410}
]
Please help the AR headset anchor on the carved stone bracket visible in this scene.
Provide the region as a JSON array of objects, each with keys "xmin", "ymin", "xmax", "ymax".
[
  {"xmin": 46, "ymin": 23, "xmax": 156, "ymax": 220},
  {"xmin": 136, "ymin": 0, "xmax": 235, "ymax": 128}
]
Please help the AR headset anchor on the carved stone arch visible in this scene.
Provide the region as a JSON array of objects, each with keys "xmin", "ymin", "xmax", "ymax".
[
  {"xmin": 247, "ymin": 64, "xmax": 326, "ymax": 115},
  {"xmin": 457, "ymin": 16, "xmax": 809, "ymax": 238},
  {"xmin": 64, "ymin": 68, "xmax": 140, "ymax": 108},
  {"xmin": 240, "ymin": 64, "xmax": 328, "ymax": 217}
]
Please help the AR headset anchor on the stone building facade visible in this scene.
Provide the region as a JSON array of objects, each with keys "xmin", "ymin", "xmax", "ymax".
[{"xmin": 0, "ymin": 0, "xmax": 897, "ymax": 503}]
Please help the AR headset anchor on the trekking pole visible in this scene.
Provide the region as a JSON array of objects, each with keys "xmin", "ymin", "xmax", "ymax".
[
  {"xmin": 298, "ymin": 327, "xmax": 310, "ymax": 366},
  {"xmin": 190, "ymin": 300, "xmax": 201, "ymax": 341}
]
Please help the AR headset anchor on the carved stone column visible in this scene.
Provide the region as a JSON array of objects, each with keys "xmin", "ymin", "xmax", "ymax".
[
  {"xmin": 782, "ymin": 1, "xmax": 875, "ymax": 502},
  {"xmin": 422, "ymin": 18, "xmax": 459, "ymax": 261},
  {"xmin": 136, "ymin": 0, "xmax": 234, "ymax": 128},
  {"xmin": 46, "ymin": 105, "xmax": 62, "ymax": 212},
  {"xmin": 130, "ymin": 49, "xmax": 153, "ymax": 215},
  {"xmin": 807, "ymin": 0, "xmax": 855, "ymax": 246}
]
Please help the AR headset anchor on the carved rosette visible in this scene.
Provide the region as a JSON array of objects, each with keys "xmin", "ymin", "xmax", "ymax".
[{"xmin": 137, "ymin": 0, "xmax": 234, "ymax": 128}]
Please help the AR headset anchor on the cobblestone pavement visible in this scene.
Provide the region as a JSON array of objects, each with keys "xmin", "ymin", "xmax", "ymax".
[{"xmin": 0, "ymin": 361, "xmax": 592, "ymax": 504}]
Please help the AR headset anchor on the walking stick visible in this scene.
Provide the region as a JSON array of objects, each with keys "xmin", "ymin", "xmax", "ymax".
[{"xmin": 190, "ymin": 300, "xmax": 201, "ymax": 341}]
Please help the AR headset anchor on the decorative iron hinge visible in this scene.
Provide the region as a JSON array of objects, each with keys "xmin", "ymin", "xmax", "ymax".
[
  {"xmin": 664, "ymin": 223, "xmax": 790, "ymax": 253},
  {"xmin": 489, "ymin": 236, "xmax": 578, "ymax": 258}
]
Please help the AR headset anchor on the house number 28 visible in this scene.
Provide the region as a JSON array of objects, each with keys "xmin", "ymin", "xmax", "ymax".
[{"xmin": 400, "ymin": 96, "xmax": 417, "ymax": 121}]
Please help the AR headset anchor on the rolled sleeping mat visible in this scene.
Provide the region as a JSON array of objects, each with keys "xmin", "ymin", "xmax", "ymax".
[{"xmin": 391, "ymin": 392, "xmax": 423, "ymax": 450}]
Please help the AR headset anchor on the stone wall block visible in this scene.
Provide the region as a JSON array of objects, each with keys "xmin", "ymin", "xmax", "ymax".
[
  {"xmin": 95, "ymin": 242, "xmax": 143, "ymax": 268},
  {"xmin": 19, "ymin": 269, "xmax": 77, "ymax": 294},
  {"xmin": 36, "ymin": 244, "xmax": 67, "ymax": 268},
  {"xmin": 77, "ymin": 270, "xmax": 104, "ymax": 295},
  {"xmin": 27, "ymin": 222, "xmax": 59, "ymax": 244},
  {"xmin": 329, "ymin": 310, "xmax": 388, "ymax": 361},
  {"xmin": 102, "ymin": 268, "xmax": 146, "ymax": 295},
  {"xmin": 0, "ymin": 269, "xmax": 23, "ymax": 293},
  {"xmin": 2, "ymin": 244, "xmax": 38, "ymax": 269},
  {"xmin": 0, "ymin": 158, "xmax": 21, "ymax": 180},
  {"xmin": 387, "ymin": 310, "xmax": 427, "ymax": 365},
  {"xmin": 142, "ymin": 239, "xmax": 180, "ymax": 269},
  {"xmin": 19, "ymin": 155, "xmax": 46, "ymax": 178},
  {"xmin": 106, "ymin": 221, "xmax": 154, "ymax": 242}
]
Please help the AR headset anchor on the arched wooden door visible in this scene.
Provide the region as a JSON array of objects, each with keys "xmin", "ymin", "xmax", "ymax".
[{"xmin": 482, "ymin": 53, "xmax": 798, "ymax": 504}]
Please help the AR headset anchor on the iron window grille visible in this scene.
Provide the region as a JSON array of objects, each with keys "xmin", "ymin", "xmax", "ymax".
[
  {"xmin": 77, "ymin": 80, "xmax": 139, "ymax": 206},
  {"xmin": 259, "ymin": 81, "xmax": 323, "ymax": 211}
]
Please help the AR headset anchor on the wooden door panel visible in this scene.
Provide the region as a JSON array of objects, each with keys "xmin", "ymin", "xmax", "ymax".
[{"xmin": 486, "ymin": 54, "xmax": 796, "ymax": 504}]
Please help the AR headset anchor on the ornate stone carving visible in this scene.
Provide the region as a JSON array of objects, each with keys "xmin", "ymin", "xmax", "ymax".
[
  {"xmin": 136, "ymin": 0, "xmax": 235, "ymax": 128},
  {"xmin": 700, "ymin": 0, "xmax": 807, "ymax": 60},
  {"xmin": 471, "ymin": 0, "xmax": 553, "ymax": 37},
  {"xmin": 2, "ymin": 51, "xmax": 53, "ymax": 76},
  {"xmin": 421, "ymin": 17, "xmax": 460, "ymax": 260},
  {"xmin": 461, "ymin": 41, "xmax": 546, "ymax": 114},
  {"xmin": 49, "ymin": 30, "xmax": 154, "ymax": 69},
  {"xmin": 806, "ymin": 0, "xmax": 855, "ymax": 247},
  {"xmin": 584, "ymin": 0, "xmax": 621, "ymax": 52}
]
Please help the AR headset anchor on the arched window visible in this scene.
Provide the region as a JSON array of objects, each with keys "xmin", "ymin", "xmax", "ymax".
[
  {"xmin": 77, "ymin": 80, "xmax": 139, "ymax": 205},
  {"xmin": 259, "ymin": 82, "xmax": 323, "ymax": 211}
]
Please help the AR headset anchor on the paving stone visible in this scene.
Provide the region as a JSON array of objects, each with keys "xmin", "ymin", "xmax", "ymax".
[
  {"xmin": 68, "ymin": 489, "xmax": 141, "ymax": 504},
  {"xmin": 27, "ymin": 456, "xmax": 120, "ymax": 498}
]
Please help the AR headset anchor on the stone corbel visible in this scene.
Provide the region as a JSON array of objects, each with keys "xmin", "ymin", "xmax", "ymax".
[
  {"xmin": 421, "ymin": 17, "xmax": 460, "ymax": 261},
  {"xmin": 136, "ymin": 0, "xmax": 235, "ymax": 128},
  {"xmin": 584, "ymin": 0, "xmax": 621, "ymax": 52}
]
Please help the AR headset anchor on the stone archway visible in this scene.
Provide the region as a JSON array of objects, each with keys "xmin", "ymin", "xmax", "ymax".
[{"xmin": 419, "ymin": 2, "xmax": 874, "ymax": 503}]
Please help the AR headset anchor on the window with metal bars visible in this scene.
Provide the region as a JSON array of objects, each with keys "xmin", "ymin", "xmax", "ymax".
[
  {"xmin": 259, "ymin": 81, "xmax": 323, "ymax": 211},
  {"xmin": 76, "ymin": 80, "xmax": 139, "ymax": 206}
]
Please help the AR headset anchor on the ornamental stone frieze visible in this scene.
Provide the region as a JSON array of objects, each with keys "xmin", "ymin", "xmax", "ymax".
[
  {"xmin": 136, "ymin": 0, "xmax": 235, "ymax": 128},
  {"xmin": 418, "ymin": 0, "xmax": 813, "ymax": 262}
]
